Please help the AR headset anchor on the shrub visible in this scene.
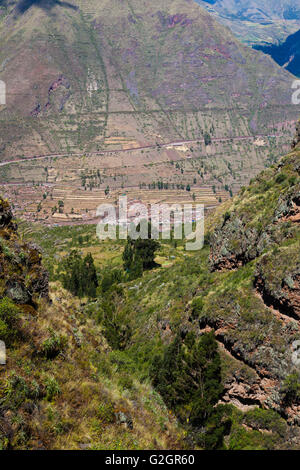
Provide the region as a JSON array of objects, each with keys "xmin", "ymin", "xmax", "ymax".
[
  {"xmin": 244, "ymin": 408, "xmax": 286, "ymax": 437},
  {"xmin": 3, "ymin": 372, "xmax": 41, "ymax": 409},
  {"xmin": 97, "ymin": 401, "xmax": 115, "ymax": 424},
  {"xmin": 44, "ymin": 376, "xmax": 61, "ymax": 401},
  {"xmin": 118, "ymin": 375, "xmax": 134, "ymax": 391},
  {"xmin": 150, "ymin": 332, "xmax": 223, "ymax": 428},
  {"xmin": 281, "ymin": 373, "xmax": 300, "ymax": 405},
  {"xmin": 101, "ymin": 269, "xmax": 124, "ymax": 293},
  {"xmin": 0, "ymin": 297, "xmax": 20, "ymax": 344},
  {"xmin": 123, "ymin": 226, "xmax": 160, "ymax": 279},
  {"xmin": 58, "ymin": 251, "xmax": 98, "ymax": 298},
  {"xmin": 190, "ymin": 297, "xmax": 204, "ymax": 319},
  {"xmin": 275, "ymin": 173, "xmax": 287, "ymax": 184},
  {"xmin": 41, "ymin": 329, "xmax": 67, "ymax": 359}
]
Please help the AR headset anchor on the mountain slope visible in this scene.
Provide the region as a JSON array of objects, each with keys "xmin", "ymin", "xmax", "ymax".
[
  {"xmin": 10, "ymin": 122, "xmax": 299, "ymax": 450},
  {"xmin": 197, "ymin": 0, "xmax": 300, "ymax": 22},
  {"xmin": 254, "ymin": 29, "xmax": 300, "ymax": 78},
  {"xmin": 195, "ymin": 0, "xmax": 300, "ymax": 45},
  {"xmin": 0, "ymin": 0, "xmax": 298, "ymax": 159},
  {"xmin": 0, "ymin": 0, "xmax": 299, "ymax": 226},
  {"xmin": 0, "ymin": 197, "xmax": 184, "ymax": 450}
]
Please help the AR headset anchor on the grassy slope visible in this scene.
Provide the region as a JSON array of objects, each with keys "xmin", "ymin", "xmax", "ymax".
[{"xmin": 12, "ymin": 136, "xmax": 299, "ymax": 450}]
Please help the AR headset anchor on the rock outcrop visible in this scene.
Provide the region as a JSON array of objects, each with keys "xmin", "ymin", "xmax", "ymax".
[
  {"xmin": 210, "ymin": 149, "xmax": 300, "ymax": 272},
  {"xmin": 255, "ymin": 248, "xmax": 300, "ymax": 320},
  {"xmin": 0, "ymin": 197, "xmax": 49, "ymax": 306},
  {"xmin": 204, "ymin": 132, "xmax": 300, "ymax": 425}
]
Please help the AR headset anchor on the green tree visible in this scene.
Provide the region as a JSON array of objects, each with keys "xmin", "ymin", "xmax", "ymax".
[
  {"xmin": 59, "ymin": 250, "xmax": 98, "ymax": 298},
  {"xmin": 122, "ymin": 225, "xmax": 160, "ymax": 279},
  {"xmin": 82, "ymin": 253, "xmax": 98, "ymax": 298},
  {"xmin": 204, "ymin": 132, "xmax": 212, "ymax": 146},
  {"xmin": 150, "ymin": 332, "xmax": 227, "ymax": 448}
]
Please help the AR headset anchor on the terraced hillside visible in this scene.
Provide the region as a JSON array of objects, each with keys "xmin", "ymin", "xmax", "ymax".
[
  {"xmin": 0, "ymin": 0, "xmax": 299, "ymax": 222},
  {"xmin": 0, "ymin": 0, "xmax": 298, "ymax": 158},
  {"xmin": 8, "ymin": 123, "xmax": 298, "ymax": 450}
]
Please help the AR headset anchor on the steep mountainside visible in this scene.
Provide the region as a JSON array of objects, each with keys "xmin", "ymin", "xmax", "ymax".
[
  {"xmin": 6, "ymin": 122, "xmax": 298, "ymax": 450},
  {"xmin": 197, "ymin": 0, "xmax": 300, "ymax": 22},
  {"xmin": 0, "ymin": 0, "xmax": 298, "ymax": 159},
  {"xmin": 206, "ymin": 125, "xmax": 300, "ymax": 422},
  {"xmin": 0, "ymin": 196, "xmax": 48, "ymax": 304},
  {"xmin": 0, "ymin": 0, "xmax": 299, "ymax": 226},
  {"xmin": 255, "ymin": 29, "xmax": 300, "ymax": 78},
  {"xmin": 196, "ymin": 0, "xmax": 300, "ymax": 45},
  {"xmin": 0, "ymin": 196, "xmax": 184, "ymax": 450}
]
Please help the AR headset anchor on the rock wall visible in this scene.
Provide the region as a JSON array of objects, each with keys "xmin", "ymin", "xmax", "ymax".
[{"xmin": 0, "ymin": 197, "xmax": 49, "ymax": 306}]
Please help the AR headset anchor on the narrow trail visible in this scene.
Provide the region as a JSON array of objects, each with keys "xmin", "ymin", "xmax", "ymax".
[{"xmin": 0, "ymin": 133, "xmax": 284, "ymax": 169}]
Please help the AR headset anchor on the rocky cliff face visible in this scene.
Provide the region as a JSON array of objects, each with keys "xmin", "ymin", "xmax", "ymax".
[
  {"xmin": 202, "ymin": 132, "xmax": 300, "ymax": 425},
  {"xmin": 0, "ymin": 197, "xmax": 49, "ymax": 305},
  {"xmin": 210, "ymin": 151, "xmax": 300, "ymax": 271}
]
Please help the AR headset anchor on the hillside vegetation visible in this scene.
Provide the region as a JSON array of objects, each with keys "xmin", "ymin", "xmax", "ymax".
[{"xmin": 0, "ymin": 124, "xmax": 298, "ymax": 449}]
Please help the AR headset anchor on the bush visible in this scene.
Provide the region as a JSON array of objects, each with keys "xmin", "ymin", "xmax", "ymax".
[
  {"xmin": 123, "ymin": 226, "xmax": 160, "ymax": 280},
  {"xmin": 203, "ymin": 405, "xmax": 232, "ymax": 450},
  {"xmin": 58, "ymin": 251, "xmax": 98, "ymax": 298},
  {"xmin": 44, "ymin": 376, "xmax": 61, "ymax": 401},
  {"xmin": 101, "ymin": 269, "xmax": 124, "ymax": 293},
  {"xmin": 281, "ymin": 373, "xmax": 300, "ymax": 405},
  {"xmin": 275, "ymin": 173, "xmax": 287, "ymax": 184},
  {"xmin": 0, "ymin": 297, "xmax": 20, "ymax": 344},
  {"xmin": 244, "ymin": 408, "xmax": 286, "ymax": 437},
  {"xmin": 190, "ymin": 297, "xmax": 204, "ymax": 319},
  {"xmin": 3, "ymin": 372, "xmax": 41, "ymax": 409},
  {"xmin": 150, "ymin": 332, "xmax": 223, "ymax": 427},
  {"xmin": 118, "ymin": 375, "xmax": 134, "ymax": 391},
  {"xmin": 41, "ymin": 329, "xmax": 67, "ymax": 359},
  {"xmin": 97, "ymin": 401, "xmax": 115, "ymax": 424}
]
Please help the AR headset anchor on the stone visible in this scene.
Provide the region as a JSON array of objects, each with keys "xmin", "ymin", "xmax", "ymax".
[{"xmin": 0, "ymin": 340, "xmax": 6, "ymax": 365}]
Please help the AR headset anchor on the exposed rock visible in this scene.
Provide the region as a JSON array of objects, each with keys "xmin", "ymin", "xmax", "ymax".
[
  {"xmin": 274, "ymin": 190, "xmax": 300, "ymax": 223},
  {"xmin": 292, "ymin": 121, "xmax": 300, "ymax": 149},
  {"xmin": 115, "ymin": 411, "xmax": 133, "ymax": 430},
  {"xmin": 221, "ymin": 374, "xmax": 278, "ymax": 412},
  {"xmin": 209, "ymin": 216, "xmax": 261, "ymax": 270},
  {"xmin": 210, "ymin": 170, "xmax": 300, "ymax": 272},
  {"xmin": 0, "ymin": 197, "xmax": 49, "ymax": 305},
  {"xmin": 6, "ymin": 282, "xmax": 31, "ymax": 304},
  {"xmin": 255, "ymin": 253, "xmax": 300, "ymax": 320},
  {"xmin": 0, "ymin": 197, "xmax": 16, "ymax": 232}
]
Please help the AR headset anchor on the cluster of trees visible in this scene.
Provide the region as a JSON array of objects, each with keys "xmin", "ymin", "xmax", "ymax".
[
  {"xmin": 123, "ymin": 227, "xmax": 160, "ymax": 280},
  {"xmin": 100, "ymin": 289, "xmax": 132, "ymax": 351},
  {"xmin": 58, "ymin": 250, "xmax": 98, "ymax": 298},
  {"xmin": 150, "ymin": 332, "xmax": 231, "ymax": 449},
  {"xmin": 144, "ymin": 181, "xmax": 193, "ymax": 191},
  {"xmin": 80, "ymin": 170, "xmax": 101, "ymax": 190}
]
